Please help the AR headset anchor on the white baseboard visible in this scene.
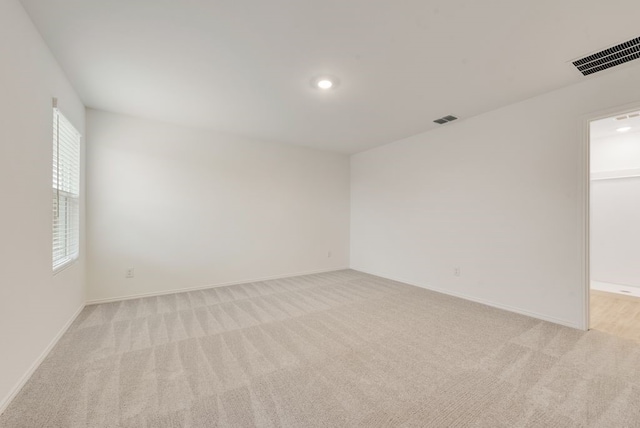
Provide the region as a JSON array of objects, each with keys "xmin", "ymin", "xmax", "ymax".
[
  {"xmin": 591, "ymin": 280, "xmax": 640, "ymax": 298},
  {"xmin": 0, "ymin": 303, "xmax": 85, "ymax": 415},
  {"xmin": 352, "ymin": 267, "xmax": 580, "ymax": 329},
  {"xmin": 86, "ymin": 267, "xmax": 351, "ymax": 305}
]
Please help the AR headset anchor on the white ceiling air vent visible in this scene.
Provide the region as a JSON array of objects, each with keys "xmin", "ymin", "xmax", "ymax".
[
  {"xmin": 616, "ymin": 113, "xmax": 640, "ymax": 121},
  {"xmin": 572, "ymin": 36, "xmax": 640, "ymax": 76},
  {"xmin": 433, "ymin": 115, "xmax": 458, "ymax": 125}
]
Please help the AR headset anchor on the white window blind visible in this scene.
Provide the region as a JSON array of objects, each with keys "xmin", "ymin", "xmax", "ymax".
[{"xmin": 52, "ymin": 102, "xmax": 81, "ymax": 272}]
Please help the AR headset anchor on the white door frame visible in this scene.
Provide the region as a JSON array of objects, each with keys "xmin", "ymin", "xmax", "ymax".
[{"xmin": 580, "ymin": 101, "xmax": 640, "ymax": 331}]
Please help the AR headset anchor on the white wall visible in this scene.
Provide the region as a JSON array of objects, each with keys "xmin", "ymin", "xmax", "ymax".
[
  {"xmin": 591, "ymin": 131, "xmax": 640, "ymax": 173},
  {"xmin": 0, "ymin": 0, "xmax": 85, "ymax": 411},
  {"xmin": 86, "ymin": 110, "xmax": 350, "ymax": 302},
  {"xmin": 591, "ymin": 131, "xmax": 640, "ymax": 287},
  {"xmin": 351, "ymin": 63, "xmax": 640, "ymax": 329}
]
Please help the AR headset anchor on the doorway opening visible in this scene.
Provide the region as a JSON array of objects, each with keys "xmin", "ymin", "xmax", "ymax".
[{"xmin": 588, "ymin": 108, "xmax": 640, "ymax": 342}]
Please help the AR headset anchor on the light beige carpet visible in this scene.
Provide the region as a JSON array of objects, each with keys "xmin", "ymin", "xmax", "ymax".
[{"xmin": 1, "ymin": 270, "xmax": 640, "ymax": 427}]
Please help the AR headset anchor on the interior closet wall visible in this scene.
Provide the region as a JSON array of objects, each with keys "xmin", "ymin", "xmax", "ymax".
[{"xmin": 591, "ymin": 130, "xmax": 640, "ymax": 287}]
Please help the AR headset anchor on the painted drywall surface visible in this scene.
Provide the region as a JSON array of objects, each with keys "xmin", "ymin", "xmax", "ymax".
[
  {"xmin": 591, "ymin": 132, "xmax": 640, "ymax": 287},
  {"xmin": 591, "ymin": 131, "xmax": 640, "ymax": 173},
  {"xmin": 86, "ymin": 110, "xmax": 350, "ymax": 301},
  {"xmin": 351, "ymin": 63, "xmax": 640, "ymax": 329},
  {"xmin": 0, "ymin": 0, "xmax": 85, "ymax": 410}
]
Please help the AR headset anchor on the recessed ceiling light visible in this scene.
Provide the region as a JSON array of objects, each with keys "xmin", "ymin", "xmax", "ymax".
[
  {"xmin": 317, "ymin": 79, "xmax": 333, "ymax": 89},
  {"xmin": 311, "ymin": 76, "xmax": 338, "ymax": 90},
  {"xmin": 617, "ymin": 126, "xmax": 632, "ymax": 132}
]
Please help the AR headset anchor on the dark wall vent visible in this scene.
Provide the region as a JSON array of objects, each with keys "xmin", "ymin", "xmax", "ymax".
[
  {"xmin": 572, "ymin": 36, "xmax": 640, "ymax": 76},
  {"xmin": 433, "ymin": 115, "xmax": 457, "ymax": 125}
]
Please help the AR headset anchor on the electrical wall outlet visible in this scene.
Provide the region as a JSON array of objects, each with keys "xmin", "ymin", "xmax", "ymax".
[
  {"xmin": 126, "ymin": 268, "xmax": 135, "ymax": 278},
  {"xmin": 453, "ymin": 267, "xmax": 461, "ymax": 277},
  {"xmin": 328, "ymin": 251, "xmax": 332, "ymax": 258}
]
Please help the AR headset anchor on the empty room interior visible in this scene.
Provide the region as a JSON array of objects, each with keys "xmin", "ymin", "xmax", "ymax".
[
  {"xmin": 3, "ymin": 0, "xmax": 640, "ymax": 426},
  {"xmin": 589, "ymin": 111, "xmax": 640, "ymax": 342}
]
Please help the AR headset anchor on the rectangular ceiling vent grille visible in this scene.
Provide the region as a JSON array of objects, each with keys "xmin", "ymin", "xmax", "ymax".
[
  {"xmin": 616, "ymin": 113, "xmax": 640, "ymax": 120},
  {"xmin": 434, "ymin": 115, "xmax": 457, "ymax": 125},
  {"xmin": 573, "ymin": 36, "xmax": 640, "ymax": 76}
]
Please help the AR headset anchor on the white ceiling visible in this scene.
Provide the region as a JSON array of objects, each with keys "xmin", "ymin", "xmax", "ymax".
[
  {"xmin": 591, "ymin": 111, "xmax": 640, "ymax": 139},
  {"xmin": 20, "ymin": 0, "xmax": 640, "ymax": 153}
]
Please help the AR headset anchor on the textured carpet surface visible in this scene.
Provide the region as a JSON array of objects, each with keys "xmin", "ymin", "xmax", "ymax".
[{"xmin": 2, "ymin": 270, "xmax": 640, "ymax": 427}]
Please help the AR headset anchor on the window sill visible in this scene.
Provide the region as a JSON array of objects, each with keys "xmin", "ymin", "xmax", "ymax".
[{"xmin": 53, "ymin": 258, "xmax": 79, "ymax": 276}]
